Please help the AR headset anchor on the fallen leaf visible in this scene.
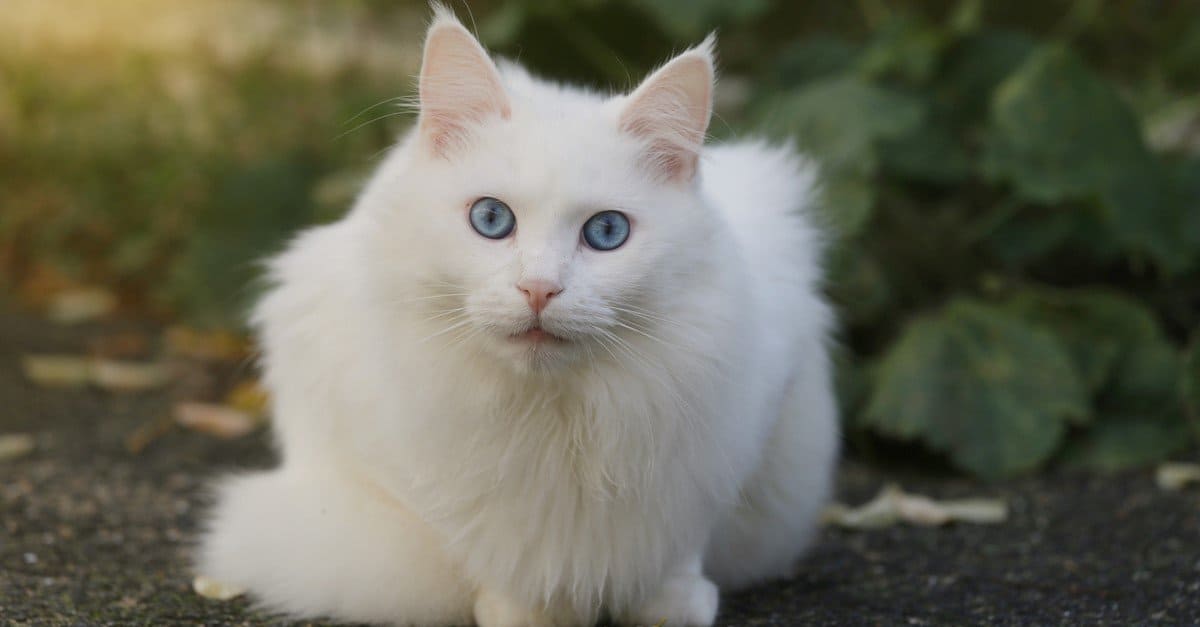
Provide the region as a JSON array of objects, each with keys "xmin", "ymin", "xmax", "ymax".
[
  {"xmin": 164, "ymin": 326, "xmax": 249, "ymax": 362},
  {"xmin": 47, "ymin": 287, "xmax": 117, "ymax": 324},
  {"xmin": 823, "ymin": 484, "xmax": 1007, "ymax": 529},
  {"xmin": 174, "ymin": 402, "xmax": 262, "ymax": 439},
  {"xmin": 22, "ymin": 354, "xmax": 172, "ymax": 392},
  {"xmin": 1156, "ymin": 462, "xmax": 1200, "ymax": 490},
  {"xmin": 0, "ymin": 433, "xmax": 36, "ymax": 461},
  {"xmin": 21, "ymin": 355, "xmax": 92, "ymax": 387},
  {"xmin": 91, "ymin": 359, "xmax": 172, "ymax": 392},
  {"xmin": 225, "ymin": 379, "xmax": 269, "ymax": 416},
  {"xmin": 125, "ymin": 416, "xmax": 176, "ymax": 454},
  {"xmin": 192, "ymin": 575, "xmax": 245, "ymax": 601}
]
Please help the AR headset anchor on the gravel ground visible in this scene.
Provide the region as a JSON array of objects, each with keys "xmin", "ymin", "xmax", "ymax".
[{"xmin": 2, "ymin": 307, "xmax": 1198, "ymax": 626}]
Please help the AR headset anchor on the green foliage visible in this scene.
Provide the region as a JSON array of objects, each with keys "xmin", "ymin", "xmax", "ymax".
[
  {"xmin": 0, "ymin": 3, "xmax": 411, "ymax": 325},
  {"xmin": 731, "ymin": 4, "xmax": 1200, "ymax": 476},
  {"xmin": 3, "ymin": 0, "xmax": 1198, "ymax": 476},
  {"xmin": 984, "ymin": 46, "xmax": 1197, "ymax": 273},
  {"xmin": 758, "ymin": 76, "xmax": 922, "ymax": 235},
  {"xmin": 864, "ymin": 299, "xmax": 1088, "ymax": 478}
]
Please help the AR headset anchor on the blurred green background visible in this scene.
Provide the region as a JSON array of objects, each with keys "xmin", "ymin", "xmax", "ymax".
[{"xmin": 2, "ymin": 0, "xmax": 1198, "ymax": 478}]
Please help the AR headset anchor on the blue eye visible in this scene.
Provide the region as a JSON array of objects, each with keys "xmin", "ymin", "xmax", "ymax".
[
  {"xmin": 582, "ymin": 211, "xmax": 630, "ymax": 251},
  {"xmin": 469, "ymin": 197, "xmax": 515, "ymax": 239}
]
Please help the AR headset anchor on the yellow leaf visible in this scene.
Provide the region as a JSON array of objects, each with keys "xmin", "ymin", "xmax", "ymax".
[
  {"xmin": 47, "ymin": 286, "xmax": 117, "ymax": 324},
  {"xmin": 225, "ymin": 379, "xmax": 269, "ymax": 417},
  {"xmin": 174, "ymin": 402, "xmax": 261, "ymax": 439},
  {"xmin": 0, "ymin": 433, "xmax": 35, "ymax": 461},
  {"xmin": 91, "ymin": 359, "xmax": 172, "ymax": 391},
  {"xmin": 192, "ymin": 576, "xmax": 245, "ymax": 601},
  {"xmin": 823, "ymin": 484, "xmax": 1007, "ymax": 529},
  {"xmin": 21, "ymin": 355, "xmax": 92, "ymax": 387},
  {"xmin": 164, "ymin": 326, "xmax": 249, "ymax": 362},
  {"xmin": 22, "ymin": 354, "xmax": 173, "ymax": 392},
  {"xmin": 1156, "ymin": 463, "xmax": 1200, "ymax": 491}
]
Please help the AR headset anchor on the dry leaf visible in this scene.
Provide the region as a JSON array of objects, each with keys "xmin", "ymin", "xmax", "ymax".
[
  {"xmin": 823, "ymin": 484, "xmax": 1007, "ymax": 529},
  {"xmin": 192, "ymin": 576, "xmax": 245, "ymax": 601},
  {"xmin": 0, "ymin": 433, "xmax": 36, "ymax": 461},
  {"xmin": 225, "ymin": 379, "xmax": 269, "ymax": 416},
  {"xmin": 47, "ymin": 287, "xmax": 117, "ymax": 324},
  {"xmin": 1156, "ymin": 463, "xmax": 1200, "ymax": 491},
  {"xmin": 164, "ymin": 326, "xmax": 248, "ymax": 362},
  {"xmin": 174, "ymin": 402, "xmax": 261, "ymax": 439},
  {"xmin": 125, "ymin": 416, "xmax": 176, "ymax": 454},
  {"xmin": 22, "ymin": 354, "xmax": 172, "ymax": 391},
  {"xmin": 21, "ymin": 355, "xmax": 92, "ymax": 387},
  {"xmin": 91, "ymin": 359, "xmax": 172, "ymax": 391}
]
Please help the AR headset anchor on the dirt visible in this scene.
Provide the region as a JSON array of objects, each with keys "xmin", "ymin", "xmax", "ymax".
[{"xmin": 2, "ymin": 306, "xmax": 1198, "ymax": 626}]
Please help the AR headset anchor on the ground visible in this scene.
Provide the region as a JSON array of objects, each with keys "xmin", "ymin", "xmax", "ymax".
[{"xmin": 2, "ymin": 306, "xmax": 1198, "ymax": 626}]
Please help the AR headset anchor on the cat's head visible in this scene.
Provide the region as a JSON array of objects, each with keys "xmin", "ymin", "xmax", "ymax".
[{"xmin": 364, "ymin": 7, "xmax": 722, "ymax": 373}]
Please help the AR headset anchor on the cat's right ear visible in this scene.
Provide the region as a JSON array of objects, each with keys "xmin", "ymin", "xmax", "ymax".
[{"xmin": 417, "ymin": 6, "xmax": 511, "ymax": 158}]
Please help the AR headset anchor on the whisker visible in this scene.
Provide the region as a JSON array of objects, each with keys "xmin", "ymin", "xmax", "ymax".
[
  {"xmin": 335, "ymin": 111, "xmax": 410, "ymax": 140},
  {"xmin": 342, "ymin": 96, "xmax": 408, "ymax": 125},
  {"xmin": 417, "ymin": 317, "xmax": 476, "ymax": 344}
]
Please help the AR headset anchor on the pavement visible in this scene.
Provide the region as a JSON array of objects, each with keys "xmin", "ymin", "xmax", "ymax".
[{"xmin": 2, "ymin": 306, "xmax": 1198, "ymax": 626}]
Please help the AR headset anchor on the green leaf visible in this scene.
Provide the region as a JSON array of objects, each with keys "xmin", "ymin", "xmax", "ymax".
[
  {"xmin": 982, "ymin": 45, "xmax": 1145, "ymax": 203},
  {"xmin": 1101, "ymin": 158, "xmax": 1194, "ymax": 273},
  {"xmin": 1004, "ymin": 288, "xmax": 1195, "ymax": 471},
  {"xmin": 762, "ymin": 76, "xmax": 923, "ymax": 169},
  {"xmin": 1183, "ymin": 332, "xmax": 1200, "ymax": 429},
  {"xmin": 827, "ymin": 243, "xmax": 892, "ymax": 325},
  {"xmin": 858, "ymin": 16, "xmax": 951, "ymax": 83},
  {"xmin": 771, "ymin": 35, "xmax": 859, "ymax": 86},
  {"xmin": 984, "ymin": 206, "xmax": 1123, "ymax": 267},
  {"xmin": 1002, "ymin": 287, "xmax": 1161, "ymax": 393},
  {"xmin": 982, "ymin": 45, "xmax": 1194, "ymax": 273},
  {"xmin": 940, "ymin": 30, "xmax": 1034, "ymax": 123},
  {"xmin": 1171, "ymin": 157, "xmax": 1200, "ymax": 252},
  {"xmin": 1059, "ymin": 415, "xmax": 1191, "ymax": 472},
  {"xmin": 863, "ymin": 299, "xmax": 1088, "ymax": 478},
  {"xmin": 758, "ymin": 76, "xmax": 922, "ymax": 235},
  {"xmin": 879, "ymin": 110, "xmax": 971, "ymax": 184},
  {"xmin": 1061, "ymin": 340, "xmax": 1191, "ymax": 471},
  {"xmin": 820, "ymin": 171, "xmax": 875, "ymax": 236}
]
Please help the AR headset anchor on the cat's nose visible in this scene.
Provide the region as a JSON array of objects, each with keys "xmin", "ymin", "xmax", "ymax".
[{"xmin": 517, "ymin": 279, "xmax": 562, "ymax": 315}]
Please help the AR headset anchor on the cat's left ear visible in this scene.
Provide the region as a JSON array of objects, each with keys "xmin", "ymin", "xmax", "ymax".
[
  {"xmin": 619, "ymin": 36, "xmax": 715, "ymax": 184},
  {"xmin": 418, "ymin": 6, "xmax": 511, "ymax": 157}
]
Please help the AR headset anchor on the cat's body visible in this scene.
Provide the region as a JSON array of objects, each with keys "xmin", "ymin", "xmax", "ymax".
[{"xmin": 198, "ymin": 8, "xmax": 837, "ymax": 626}]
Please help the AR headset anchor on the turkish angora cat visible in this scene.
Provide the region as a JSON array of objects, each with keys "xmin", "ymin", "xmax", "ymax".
[{"xmin": 198, "ymin": 6, "xmax": 838, "ymax": 626}]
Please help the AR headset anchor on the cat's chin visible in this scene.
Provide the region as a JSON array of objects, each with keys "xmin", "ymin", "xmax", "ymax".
[
  {"xmin": 485, "ymin": 329, "xmax": 579, "ymax": 373},
  {"xmin": 508, "ymin": 326, "xmax": 566, "ymax": 345}
]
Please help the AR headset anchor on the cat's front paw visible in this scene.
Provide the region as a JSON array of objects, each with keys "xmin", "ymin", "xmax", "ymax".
[
  {"xmin": 474, "ymin": 587, "xmax": 571, "ymax": 627},
  {"xmin": 624, "ymin": 574, "xmax": 718, "ymax": 627}
]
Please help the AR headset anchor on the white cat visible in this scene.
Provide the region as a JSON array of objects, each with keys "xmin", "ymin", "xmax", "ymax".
[{"xmin": 197, "ymin": 6, "xmax": 838, "ymax": 626}]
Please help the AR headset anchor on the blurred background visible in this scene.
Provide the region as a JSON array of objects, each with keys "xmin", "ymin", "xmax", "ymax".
[{"xmin": 2, "ymin": 0, "xmax": 1198, "ymax": 479}]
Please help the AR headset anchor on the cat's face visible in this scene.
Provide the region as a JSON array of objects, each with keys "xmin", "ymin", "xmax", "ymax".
[{"xmin": 366, "ymin": 15, "xmax": 715, "ymax": 373}]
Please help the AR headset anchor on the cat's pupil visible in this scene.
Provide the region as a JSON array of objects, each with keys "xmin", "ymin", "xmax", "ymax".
[
  {"xmin": 581, "ymin": 210, "xmax": 630, "ymax": 251},
  {"xmin": 468, "ymin": 197, "xmax": 516, "ymax": 239}
]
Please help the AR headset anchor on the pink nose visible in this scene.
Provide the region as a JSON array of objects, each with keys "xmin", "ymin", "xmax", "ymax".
[{"xmin": 517, "ymin": 279, "xmax": 562, "ymax": 315}]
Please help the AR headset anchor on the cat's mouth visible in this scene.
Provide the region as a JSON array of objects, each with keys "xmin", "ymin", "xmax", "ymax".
[{"xmin": 510, "ymin": 324, "xmax": 566, "ymax": 344}]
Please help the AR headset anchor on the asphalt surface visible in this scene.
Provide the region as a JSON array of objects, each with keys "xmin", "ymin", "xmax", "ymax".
[{"xmin": 2, "ymin": 306, "xmax": 1198, "ymax": 626}]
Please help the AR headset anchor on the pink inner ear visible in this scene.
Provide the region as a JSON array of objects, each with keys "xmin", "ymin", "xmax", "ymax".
[
  {"xmin": 418, "ymin": 23, "xmax": 511, "ymax": 157},
  {"xmin": 619, "ymin": 54, "xmax": 713, "ymax": 183}
]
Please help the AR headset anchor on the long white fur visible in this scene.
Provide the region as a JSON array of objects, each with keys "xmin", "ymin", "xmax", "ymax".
[{"xmin": 198, "ymin": 7, "xmax": 838, "ymax": 626}]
